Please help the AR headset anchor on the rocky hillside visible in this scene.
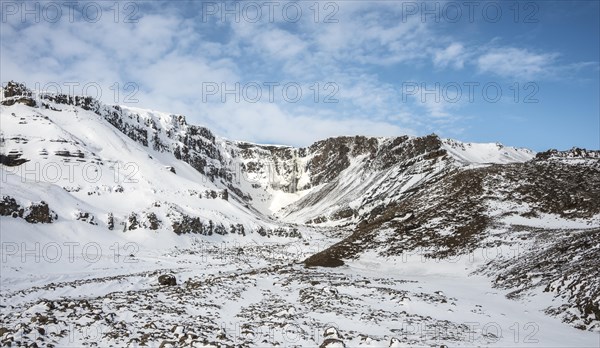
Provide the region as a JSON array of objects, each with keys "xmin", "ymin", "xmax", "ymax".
[
  {"xmin": 304, "ymin": 148, "xmax": 600, "ymax": 330},
  {"xmin": 2, "ymin": 80, "xmax": 598, "ymax": 334},
  {"xmin": 0, "ymin": 81, "xmax": 534, "ymax": 233}
]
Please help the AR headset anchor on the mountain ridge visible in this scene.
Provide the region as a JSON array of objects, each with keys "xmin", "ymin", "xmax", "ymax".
[
  {"xmin": 2, "ymin": 80, "xmax": 599, "ymax": 336},
  {"xmin": 0, "ymin": 80, "xmax": 539, "ymax": 227}
]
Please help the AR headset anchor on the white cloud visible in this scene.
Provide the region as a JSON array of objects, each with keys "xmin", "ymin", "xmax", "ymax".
[
  {"xmin": 2, "ymin": 1, "xmax": 594, "ymax": 148},
  {"xmin": 310, "ymin": 3, "xmax": 432, "ymax": 66},
  {"xmin": 476, "ymin": 47, "xmax": 559, "ymax": 80},
  {"xmin": 433, "ymin": 43, "xmax": 467, "ymax": 69},
  {"xmin": 0, "ymin": 1, "xmax": 462, "ymax": 146},
  {"xmin": 261, "ymin": 29, "xmax": 307, "ymax": 58},
  {"xmin": 193, "ymin": 102, "xmax": 414, "ymax": 146}
]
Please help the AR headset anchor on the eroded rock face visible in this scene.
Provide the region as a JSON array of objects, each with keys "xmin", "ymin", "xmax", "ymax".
[{"xmin": 308, "ymin": 136, "xmax": 379, "ymax": 186}]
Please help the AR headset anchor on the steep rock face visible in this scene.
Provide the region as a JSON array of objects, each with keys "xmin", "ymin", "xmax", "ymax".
[
  {"xmin": 307, "ymin": 136, "xmax": 378, "ymax": 186},
  {"xmin": 277, "ymin": 134, "xmax": 453, "ymax": 227},
  {"xmin": 374, "ymin": 134, "xmax": 445, "ymax": 169},
  {"xmin": 7, "ymin": 84, "xmax": 225, "ymax": 181},
  {"xmin": 228, "ymin": 142, "xmax": 300, "ymax": 193}
]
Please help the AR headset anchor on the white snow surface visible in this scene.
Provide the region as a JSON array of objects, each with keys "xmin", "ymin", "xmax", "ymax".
[
  {"xmin": 442, "ymin": 138, "xmax": 535, "ymax": 164},
  {"xmin": 1, "ymin": 99, "xmax": 597, "ymax": 347}
]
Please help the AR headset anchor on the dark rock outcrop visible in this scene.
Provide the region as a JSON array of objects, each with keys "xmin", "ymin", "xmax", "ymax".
[
  {"xmin": 304, "ymin": 253, "xmax": 345, "ymax": 268},
  {"xmin": 144, "ymin": 212, "xmax": 161, "ymax": 230},
  {"xmin": 0, "ymin": 152, "xmax": 29, "ymax": 166},
  {"xmin": 0, "ymin": 196, "xmax": 23, "ymax": 217},
  {"xmin": 24, "ymin": 201, "xmax": 56, "ymax": 224},
  {"xmin": 158, "ymin": 274, "xmax": 177, "ymax": 286},
  {"xmin": 75, "ymin": 211, "xmax": 97, "ymax": 225}
]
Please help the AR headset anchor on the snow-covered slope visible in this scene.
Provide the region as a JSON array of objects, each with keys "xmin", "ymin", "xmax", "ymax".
[
  {"xmin": 0, "ymin": 83, "xmax": 300, "ymax": 239},
  {"xmin": 1, "ymin": 81, "xmax": 537, "ymax": 233},
  {"xmin": 305, "ymin": 150, "xmax": 600, "ymax": 331},
  {"xmin": 442, "ymin": 138, "xmax": 534, "ymax": 164},
  {"xmin": 2, "ymin": 81, "xmax": 599, "ymax": 347}
]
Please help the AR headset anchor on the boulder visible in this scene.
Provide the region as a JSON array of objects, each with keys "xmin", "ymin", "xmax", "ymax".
[
  {"xmin": 158, "ymin": 274, "xmax": 177, "ymax": 286},
  {"xmin": 24, "ymin": 201, "xmax": 56, "ymax": 223}
]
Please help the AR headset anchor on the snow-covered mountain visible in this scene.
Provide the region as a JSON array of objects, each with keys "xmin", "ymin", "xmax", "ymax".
[
  {"xmin": 0, "ymin": 81, "xmax": 536, "ymax": 235},
  {"xmin": 1, "ymin": 81, "xmax": 598, "ymax": 347}
]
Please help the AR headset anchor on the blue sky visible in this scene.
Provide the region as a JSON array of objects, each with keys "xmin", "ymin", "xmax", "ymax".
[{"xmin": 1, "ymin": 0, "xmax": 598, "ymax": 150}]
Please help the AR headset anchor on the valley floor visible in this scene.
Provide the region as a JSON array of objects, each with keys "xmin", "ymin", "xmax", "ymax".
[{"xmin": 1, "ymin": 225, "xmax": 598, "ymax": 347}]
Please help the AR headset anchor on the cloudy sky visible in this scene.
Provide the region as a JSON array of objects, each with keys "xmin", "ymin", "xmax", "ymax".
[{"xmin": 1, "ymin": 0, "xmax": 598, "ymax": 150}]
